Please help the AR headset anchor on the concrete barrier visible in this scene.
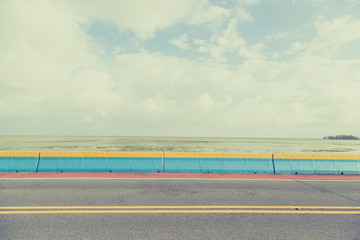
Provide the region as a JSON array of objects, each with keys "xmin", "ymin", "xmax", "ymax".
[
  {"xmin": 0, "ymin": 151, "xmax": 39, "ymax": 172},
  {"xmin": 37, "ymin": 152, "xmax": 162, "ymax": 172},
  {"xmin": 1, "ymin": 151, "xmax": 360, "ymax": 174},
  {"xmin": 163, "ymin": 152, "xmax": 274, "ymax": 173},
  {"xmin": 273, "ymin": 153, "xmax": 360, "ymax": 174}
]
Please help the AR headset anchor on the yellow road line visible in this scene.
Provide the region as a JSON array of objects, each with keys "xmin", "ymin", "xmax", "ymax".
[
  {"xmin": 1, "ymin": 206, "xmax": 360, "ymax": 210},
  {"xmin": 1, "ymin": 210, "xmax": 360, "ymax": 214},
  {"xmin": 1, "ymin": 206, "xmax": 360, "ymax": 214}
]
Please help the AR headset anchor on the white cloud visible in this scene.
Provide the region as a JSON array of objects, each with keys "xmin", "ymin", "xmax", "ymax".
[
  {"xmin": 194, "ymin": 39, "xmax": 207, "ymax": 45},
  {"xmin": 140, "ymin": 95, "xmax": 177, "ymax": 113},
  {"xmin": 60, "ymin": 0, "xmax": 229, "ymax": 40},
  {"xmin": 0, "ymin": 1, "xmax": 93, "ymax": 66},
  {"xmin": 290, "ymin": 42, "xmax": 303, "ymax": 51},
  {"xmin": 113, "ymin": 46, "xmax": 122, "ymax": 54},
  {"xmin": 0, "ymin": 1, "xmax": 92, "ymax": 102},
  {"xmin": 277, "ymin": 16, "xmax": 360, "ymax": 59},
  {"xmin": 0, "ymin": 0, "xmax": 122, "ymax": 127},
  {"xmin": 84, "ymin": 114, "xmax": 93, "ymax": 123},
  {"xmin": 221, "ymin": 95, "xmax": 233, "ymax": 106},
  {"xmin": 198, "ymin": 18, "xmax": 247, "ymax": 62},
  {"xmin": 236, "ymin": 7, "xmax": 253, "ymax": 22},
  {"xmin": 313, "ymin": 16, "xmax": 360, "ymax": 51},
  {"xmin": 197, "ymin": 94, "xmax": 214, "ymax": 111},
  {"xmin": 187, "ymin": 4, "xmax": 230, "ymax": 25},
  {"xmin": 62, "ymin": 0, "xmax": 200, "ymax": 39},
  {"xmin": 73, "ymin": 69, "xmax": 122, "ymax": 113},
  {"xmin": 237, "ymin": 0, "xmax": 260, "ymax": 6},
  {"xmin": 265, "ymin": 31, "xmax": 291, "ymax": 41},
  {"xmin": 1, "ymin": 0, "xmax": 360, "ymax": 137},
  {"xmin": 169, "ymin": 34, "xmax": 190, "ymax": 49}
]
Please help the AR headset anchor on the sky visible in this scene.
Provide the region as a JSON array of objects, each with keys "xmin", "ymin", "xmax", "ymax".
[{"xmin": 1, "ymin": 0, "xmax": 360, "ymax": 138}]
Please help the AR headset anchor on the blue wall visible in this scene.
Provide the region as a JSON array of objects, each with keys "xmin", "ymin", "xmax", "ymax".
[
  {"xmin": 164, "ymin": 153, "xmax": 273, "ymax": 173},
  {"xmin": 273, "ymin": 153, "xmax": 360, "ymax": 174},
  {"xmin": 37, "ymin": 152, "xmax": 162, "ymax": 173},
  {"xmin": 1, "ymin": 151, "xmax": 360, "ymax": 174},
  {"xmin": 0, "ymin": 152, "xmax": 39, "ymax": 172}
]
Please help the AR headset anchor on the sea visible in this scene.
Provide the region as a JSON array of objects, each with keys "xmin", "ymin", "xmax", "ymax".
[{"xmin": 1, "ymin": 136, "xmax": 360, "ymax": 154}]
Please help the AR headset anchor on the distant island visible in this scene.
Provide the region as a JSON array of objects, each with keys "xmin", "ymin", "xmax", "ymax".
[{"xmin": 323, "ymin": 135, "xmax": 360, "ymax": 140}]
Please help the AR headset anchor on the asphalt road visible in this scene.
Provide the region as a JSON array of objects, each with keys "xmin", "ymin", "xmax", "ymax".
[{"xmin": 1, "ymin": 178, "xmax": 360, "ymax": 240}]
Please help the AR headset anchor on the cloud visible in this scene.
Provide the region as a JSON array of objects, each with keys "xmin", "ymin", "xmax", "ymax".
[
  {"xmin": 290, "ymin": 42, "xmax": 303, "ymax": 51},
  {"xmin": 197, "ymin": 94, "xmax": 214, "ymax": 111},
  {"xmin": 1, "ymin": 0, "xmax": 360, "ymax": 137},
  {"xmin": 237, "ymin": 0, "xmax": 260, "ymax": 6},
  {"xmin": 186, "ymin": 4, "xmax": 230, "ymax": 25},
  {"xmin": 169, "ymin": 34, "xmax": 190, "ymax": 49},
  {"xmin": 265, "ymin": 31, "xmax": 291, "ymax": 41},
  {"xmin": 194, "ymin": 39, "xmax": 207, "ymax": 45},
  {"xmin": 72, "ymin": 69, "xmax": 123, "ymax": 113},
  {"xmin": 312, "ymin": 16, "xmax": 360, "ymax": 54},
  {"xmin": 0, "ymin": 0, "xmax": 121, "ymax": 128},
  {"xmin": 0, "ymin": 1, "xmax": 92, "ymax": 105},
  {"xmin": 62, "ymin": 0, "xmax": 197, "ymax": 39},
  {"xmin": 140, "ymin": 95, "xmax": 177, "ymax": 114},
  {"xmin": 61, "ymin": 0, "xmax": 229, "ymax": 40},
  {"xmin": 196, "ymin": 18, "xmax": 247, "ymax": 62},
  {"xmin": 236, "ymin": 7, "xmax": 253, "ymax": 22}
]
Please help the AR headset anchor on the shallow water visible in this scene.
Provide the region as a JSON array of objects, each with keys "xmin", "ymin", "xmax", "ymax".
[{"xmin": 1, "ymin": 136, "xmax": 360, "ymax": 154}]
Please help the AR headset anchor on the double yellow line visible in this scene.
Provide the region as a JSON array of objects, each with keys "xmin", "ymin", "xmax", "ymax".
[{"xmin": 1, "ymin": 206, "xmax": 360, "ymax": 214}]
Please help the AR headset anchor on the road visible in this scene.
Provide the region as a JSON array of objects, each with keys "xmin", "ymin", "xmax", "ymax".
[{"xmin": 1, "ymin": 177, "xmax": 360, "ymax": 239}]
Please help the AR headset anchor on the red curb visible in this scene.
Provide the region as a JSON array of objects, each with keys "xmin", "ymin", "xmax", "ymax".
[{"xmin": 1, "ymin": 172, "xmax": 360, "ymax": 180}]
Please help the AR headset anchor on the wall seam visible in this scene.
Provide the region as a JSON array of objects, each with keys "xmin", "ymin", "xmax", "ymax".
[
  {"xmin": 35, "ymin": 152, "xmax": 41, "ymax": 172},
  {"xmin": 272, "ymin": 153, "xmax": 276, "ymax": 174}
]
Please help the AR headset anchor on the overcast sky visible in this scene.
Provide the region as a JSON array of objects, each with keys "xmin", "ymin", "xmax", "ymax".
[{"xmin": 1, "ymin": 0, "xmax": 360, "ymax": 138}]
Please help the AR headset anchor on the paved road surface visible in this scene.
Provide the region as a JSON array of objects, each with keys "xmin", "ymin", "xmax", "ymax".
[{"xmin": 1, "ymin": 178, "xmax": 360, "ymax": 239}]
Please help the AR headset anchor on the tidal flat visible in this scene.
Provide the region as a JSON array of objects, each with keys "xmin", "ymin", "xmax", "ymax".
[{"xmin": 1, "ymin": 136, "xmax": 360, "ymax": 154}]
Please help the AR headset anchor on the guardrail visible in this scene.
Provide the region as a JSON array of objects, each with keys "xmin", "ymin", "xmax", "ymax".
[
  {"xmin": 1, "ymin": 151, "xmax": 360, "ymax": 174},
  {"xmin": 273, "ymin": 153, "xmax": 360, "ymax": 175},
  {"xmin": 0, "ymin": 152, "xmax": 39, "ymax": 172}
]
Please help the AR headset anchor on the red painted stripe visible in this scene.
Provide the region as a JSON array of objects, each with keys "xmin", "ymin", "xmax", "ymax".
[{"xmin": 0, "ymin": 172, "xmax": 360, "ymax": 180}]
